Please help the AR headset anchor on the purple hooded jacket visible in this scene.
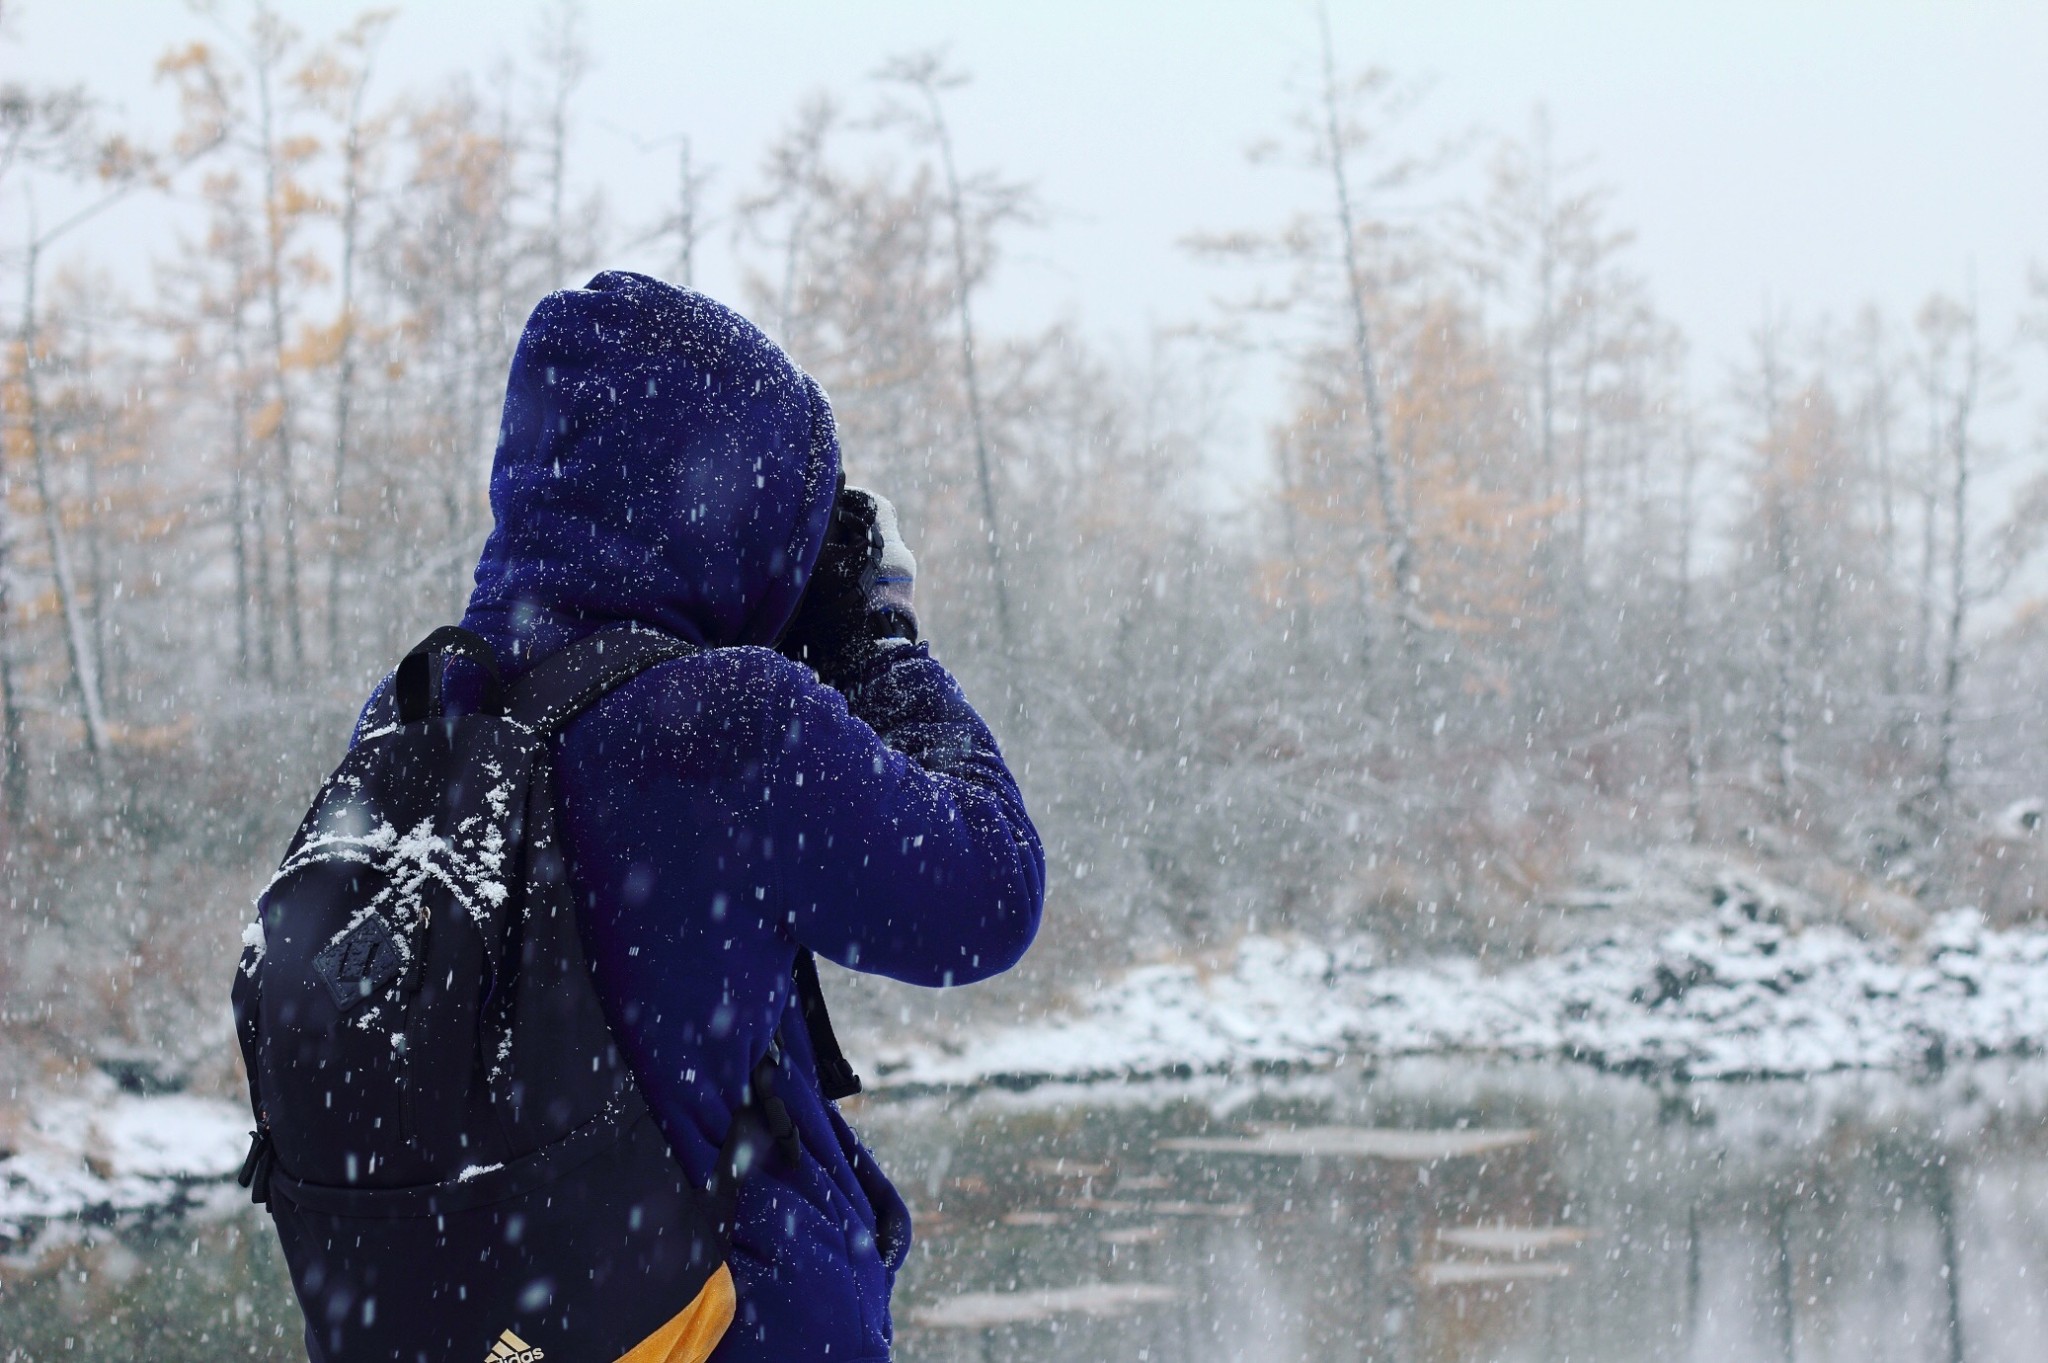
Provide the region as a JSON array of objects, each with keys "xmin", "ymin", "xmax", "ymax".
[{"xmin": 380, "ymin": 271, "xmax": 1043, "ymax": 1361}]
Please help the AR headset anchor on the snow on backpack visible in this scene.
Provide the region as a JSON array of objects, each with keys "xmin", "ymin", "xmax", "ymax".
[{"xmin": 231, "ymin": 624, "xmax": 783, "ymax": 1363}]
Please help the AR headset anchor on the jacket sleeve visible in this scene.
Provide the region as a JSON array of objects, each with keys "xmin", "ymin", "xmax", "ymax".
[{"xmin": 770, "ymin": 642, "xmax": 1044, "ymax": 988}]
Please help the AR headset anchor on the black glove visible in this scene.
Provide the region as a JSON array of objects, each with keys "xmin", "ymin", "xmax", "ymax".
[{"xmin": 776, "ymin": 486, "xmax": 918, "ymax": 685}]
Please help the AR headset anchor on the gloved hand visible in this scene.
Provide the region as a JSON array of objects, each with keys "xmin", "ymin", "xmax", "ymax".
[
  {"xmin": 864, "ymin": 492, "xmax": 918, "ymax": 642},
  {"xmin": 776, "ymin": 485, "xmax": 918, "ymax": 685}
]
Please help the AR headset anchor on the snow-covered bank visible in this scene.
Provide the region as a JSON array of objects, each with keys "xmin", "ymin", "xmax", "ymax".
[
  {"xmin": 0, "ymin": 1075, "xmax": 248, "ymax": 1238},
  {"xmin": 873, "ymin": 907, "xmax": 2048, "ymax": 1088},
  {"xmin": 9, "ymin": 902, "xmax": 2045, "ymax": 1231}
]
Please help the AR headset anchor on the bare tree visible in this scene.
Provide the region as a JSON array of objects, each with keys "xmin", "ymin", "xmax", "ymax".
[
  {"xmin": 668, "ymin": 135, "xmax": 709, "ymax": 289},
  {"xmin": 9, "ymin": 110, "xmax": 158, "ymax": 763},
  {"xmin": 0, "ymin": 74, "xmax": 97, "ymax": 813},
  {"xmin": 1475, "ymin": 108, "xmax": 1582, "ymax": 504},
  {"xmin": 18, "ymin": 230, "xmax": 111, "ymax": 758},
  {"xmin": 875, "ymin": 50, "xmax": 1030, "ymax": 654},
  {"xmin": 244, "ymin": 7, "xmax": 312, "ymax": 671},
  {"xmin": 617, "ymin": 129, "xmax": 713, "ymax": 290},
  {"xmin": 1846, "ymin": 305, "xmax": 1912, "ymax": 711},
  {"xmin": 1675, "ymin": 419, "xmax": 1706, "ymax": 841},
  {"xmin": 734, "ymin": 104, "xmax": 959, "ymax": 559},
  {"xmin": 298, "ymin": 9, "xmax": 393, "ymax": 665},
  {"xmin": 738, "ymin": 95, "xmax": 835, "ymax": 350},
  {"xmin": 1916, "ymin": 291, "xmax": 1991, "ymax": 804},
  {"xmin": 531, "ymin": 0, "xmax": 591, "ymax": 289},
  {"xmin": 159, "ymin": 14, "xmax": 310, "ymax": 676},
  {"xmin": 1313, "ymin": 10, "xmax": 1420, "ymax": 658},
  {"xmin": 377, "ymin": 78, "xmax": 531, "ymax": 610},
  {"xmin": 0, "ymin": 405, "xmax": 18, "ymax": 817},
  {"xmin": 1737, "ymin": 311, "xmax": 1801, "ymax": 819}
]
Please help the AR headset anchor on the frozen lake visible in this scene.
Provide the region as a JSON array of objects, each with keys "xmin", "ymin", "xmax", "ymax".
[{"xmin": 6, "ymin": 1058, "xmax": 2048, "ymax": 1361}]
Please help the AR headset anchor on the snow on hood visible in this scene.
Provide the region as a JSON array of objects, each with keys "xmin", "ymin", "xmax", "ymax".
[{"xmin": 464, "ymin": 271, "xmax": 839, "ymax": 653}]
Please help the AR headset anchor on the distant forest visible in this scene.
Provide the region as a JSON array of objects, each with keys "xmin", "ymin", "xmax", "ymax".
[{"xmin": 3, "ymin": 3, "xmax": 2046, "ymax": 1086}]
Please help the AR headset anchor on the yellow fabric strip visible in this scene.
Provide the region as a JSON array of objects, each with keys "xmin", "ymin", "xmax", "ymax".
[{"xmin": 614, "ymin": 1263, "xmax": 737, "ymax": 1363}]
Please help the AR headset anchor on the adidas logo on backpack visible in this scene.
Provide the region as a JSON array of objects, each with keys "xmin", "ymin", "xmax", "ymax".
[
  {"xmin": 232, "ymin": 625, "xmax": 756, "ymax": 1362},
  {"xmin": 486, "ymin": 1328, "xmax": 545, "ymax": 1362}
]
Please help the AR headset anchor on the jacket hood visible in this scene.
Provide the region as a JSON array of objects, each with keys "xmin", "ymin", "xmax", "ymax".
[{"xmin": 463, "ymin": 271, "xmax": 839, "ymax": 656}]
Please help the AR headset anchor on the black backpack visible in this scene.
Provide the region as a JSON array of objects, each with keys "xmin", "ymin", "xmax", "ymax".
[{"xmin": 231, "ymin": 623, "xmax": 836, "ymax": 1362}]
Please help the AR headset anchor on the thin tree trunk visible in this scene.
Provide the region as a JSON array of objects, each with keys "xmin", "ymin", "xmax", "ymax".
[
  {"xmin": 84, "ymin": 404, "xmax": 106, "ymax": 709},
  {"xmin": 676, "ymin": 136, "xmax": 697, "ymax": 289},
  {"xmin": 324, "ymin": 316, "xmax": 356, "ymax": 664},
  {"xmin": 79, "ymin": 324, "xmax": 108, "ymax": 707},
  {"xmin": 1935, "ymin": 311, "xmax": 1979, "ymax": 801},
  {"xmin": 231, "ymin": 387, "xmax": 252, "ymax": 677},
  {"xmin": 1753, "ymin": 332, "xmax": 1796, "ymax": 821},
  {"xmin": 325, "ymin": 67, "xmax": 370, "ymax": 666},
  {"xmin": 1918, "ymin": 422, "xmax": 1939, "ymax": 693},
  {"xmin": 922, "ymin": 83, "xmax": 1017, "ymax": 653},
  {"xmin": 263, "ymin": 291, "xmax": 302, "ymax": 676},
  {"xmin": 1770, "ymin": 502, "xmax": 1798, "ymax": 821},
  {"xmin": 1772, "ymin": 1202, "xmax": 1797, "ymax": 1363},
  {"xmin": 230, "ymin": 306, "xmax": 275, "ymax": 682},
  {"xmin": 1573, "ymin": 289, "xmax": 1599, "ymax": 577},
  {"xmin": 20, "ymin": 247, "xmax": 109, "ymax": 758},
  {"xmin": 538, "ymin": 0, "xmax": 587, "ymax": 288},
  {"xmin": 0, "ymin": 488, "xmax": 26, "ymax": 819},
  {"xmin": 256, "ymin": 58, "xmax": 303, "ymax": 672},
  {"xmin": 777, "ymin": 194, "xmax": 811, "ymax": 348},
  {"xmin": 546, "ymin": 99, "xmax": 566, "ymax": 286},
  {"xmin": 1873, "ymin": 376, "xmax": 1897, "ymax": 584},
  {"xmin": 1684, "ymin": 1202, "xmax": 1702, "ymax": 1351},
  {"xmin": 1533, "ymin": 118, "xmax": 1558, "ymax": 502},
  {"xmin": 1677, "ymin": 424, "xmax": 1704, "ymax": 842},
  {"xmin": 1271, "ymin": 430, "xmax": 1324, "ymax": 664},
  {"xmin": 1867, "ymin": 357, "xmax": 1904, "ymax": 705},
  {"xmin": 1317, "ymin": 7, "xmax": 1417, "ymax": 660},
  {"xmin": 1932, "ymin": 1157, "xmax": 1967, "ymax": 1363}
]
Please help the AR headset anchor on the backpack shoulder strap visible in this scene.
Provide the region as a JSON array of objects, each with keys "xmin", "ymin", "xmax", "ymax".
[
  {"xmin": 509, "ymin": 625, "xmax": 864, "ymax": 1134},
  {"xmin": 506, "ymin": 624, "xmax": 699, "ymax": 736},
  {"xmin": 794, "ymin": 948, "xmax": 862, "ymax": 1100}
]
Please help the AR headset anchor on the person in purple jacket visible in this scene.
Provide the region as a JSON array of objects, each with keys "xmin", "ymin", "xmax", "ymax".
[{"xmin": 416, "ymin": 269, "xmax": 1043, "ymax": 1360}]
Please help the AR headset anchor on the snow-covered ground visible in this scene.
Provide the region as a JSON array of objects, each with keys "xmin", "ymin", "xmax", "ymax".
[
  {"xmin": 10, "ymin": 876, "xmax": 2048, "ymax": 1233},
  {"xmin": 0, "ymin": 1073, "xmax": 248, "ymax": 1239},
  {"xmin": 873, "ymin": 906, "xmax": 2048, "ymax": 1089}
]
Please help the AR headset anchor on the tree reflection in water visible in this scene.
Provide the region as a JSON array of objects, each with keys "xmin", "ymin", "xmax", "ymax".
[
  {"xmin": 4, "ymin": 1059, "xmax": 2048, "ymax": 1361},
  {"xmin": 875, "ymin": 1059, "xmax": 2048, "ymax": 1363}
]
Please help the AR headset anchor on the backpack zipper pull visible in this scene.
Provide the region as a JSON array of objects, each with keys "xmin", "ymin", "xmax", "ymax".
[
  {"xmin": 751, "ymin": 1046, "xmax": 801, "ymax": 1167},
  {"xmin": 237, "ymin": 1129, "xmax": 274, "ymax": 1206}
]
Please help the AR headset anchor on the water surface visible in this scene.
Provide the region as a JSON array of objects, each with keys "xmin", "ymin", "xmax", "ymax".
[{"xmin": 5, "ymin": 1059, "xmax": 2046, "ymax": 1361}]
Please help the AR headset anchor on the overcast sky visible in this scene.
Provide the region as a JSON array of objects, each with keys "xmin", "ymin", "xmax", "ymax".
[{"xmin": 14, "ymin": 1, "xmax": 2048, "ymax": 479}]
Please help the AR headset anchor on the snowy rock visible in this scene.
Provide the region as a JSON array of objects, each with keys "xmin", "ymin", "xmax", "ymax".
[
  {"xmin": 92, "ymin": 1040, "xmax": 189, "ymax": 1095},
  {"xmin": 0, "ymin": 1075, "xmax": 248, "ymax": 1238},
  {"xmin": 1993, "ymin": 798, "xmax": 2046, "ymax": 841}
]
